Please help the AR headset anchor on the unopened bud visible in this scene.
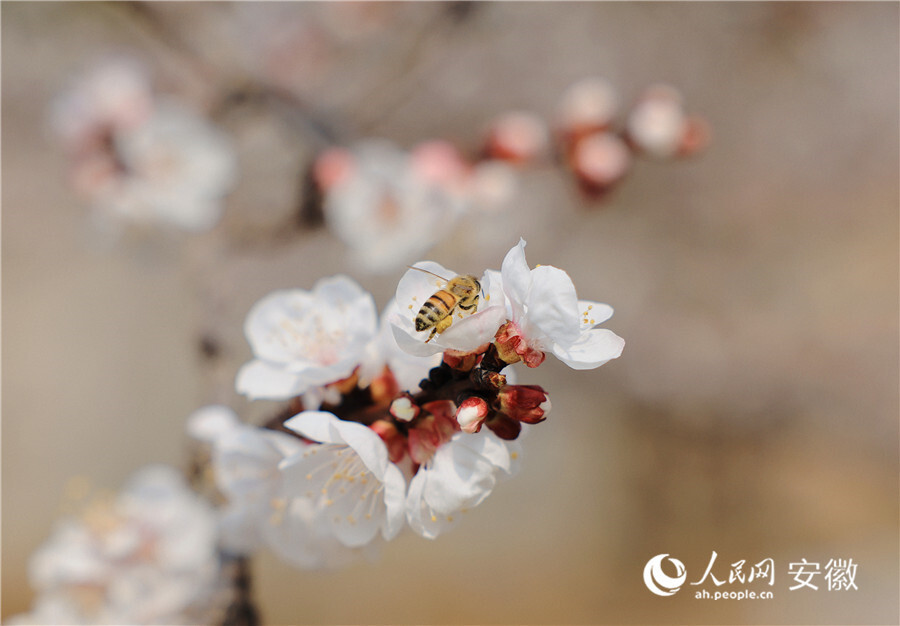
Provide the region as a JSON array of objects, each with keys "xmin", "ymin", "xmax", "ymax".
[
  {"xmin": 498, "ymin": 385, "xmax": 551, "ymax": 424},
  {"xmin": 494, "ymin": 321, "xmax": 545, "ymax": 368},
  {"xmin": 571, "ymin": 132, "xmax": 632, "ymax": 198},
  {"xmin": 390, "ymin": 395, "xmax": 419, "ymax": 422},
  {"xmin": 485, "ymin": 413, "xmax": 522, "ymax": 440},
  {"xmin": 485, "ymin": 111, "xmax": 549, "ymax": 165},
  {"xmin": 314, "ymin": 148, "xmax": 354, "ymax": 191},
  {"xmin": 443, "ymin": 349, "xmax": 482, "ymax": 373},
  {"xmin": 370, "ymin": 420, "xmax": 407, "ymax": 464},
  {"xmin": 557, "ymin": 77, "xmax": 619, "ymax": 135},
  {"xmin": 471, "ymin": 368, "xmax": 507, "ymax": 392},
  {"xmin": 456, "ymin": 396, "xmax": 490, "ymax": 434},
  {"xmin": 626, "ymin": 84, "xmax": 688, "ymax": 159},
  {"xmin": 369, "ymin": 366, "xmax": 400, "ymax": 407}
]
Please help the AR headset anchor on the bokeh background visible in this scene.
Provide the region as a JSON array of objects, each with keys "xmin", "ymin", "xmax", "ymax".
[{"xmin": 2, "ymin": 2, "xmax": 897, "ymax": 624}]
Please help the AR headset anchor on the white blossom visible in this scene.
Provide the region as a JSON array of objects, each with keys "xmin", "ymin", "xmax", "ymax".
[
  {"xmin": 235, "ymin": 276, "xmax": 378, "ymax": 402},
  {"xmin": 389, "ymin": 261, "xmax": 507, "ymax": 357},
  {"xmin": 279, "ymin": 411, "xmax": 407, "ymax": 548},
  {"xmin": 98, "ymin": 101, "xmax": 236, "ymax": 232},
  {"xmin": 406, "ymin": 429, "xmax": 521, "ymax": 539},
  {"xmin": 53, "ymin": 58, "xmax": 236, "ymax": 233},
  {"xmin": 497, "ymin": 239, "xmax": 625, "ymax": 369},
  {"xmin": 187, "ymin": 406, "xmax": 373, "ymax": 570},
  {"xmin": 320, "ymin": 140, "xmax": 469, "ymax": 273},
  {"xmin": 13, "ymin": 465, "xmax": 218, "ymax": 625},
  {"xmin": 51, "ymin": 57, "xmax": 153, "ymax": 150}
]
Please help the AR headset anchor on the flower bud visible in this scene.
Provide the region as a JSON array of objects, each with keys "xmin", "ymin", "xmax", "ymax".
[
  {"xmin": 408, "ymin": 403, "xmax": 458, "ymax": 465},
  {"xmin": 456, "ymin": 396, "xmax": 490, "ymax": 434},
  {"xmin": 369, "ymin": 366, "xmax": 400, "ymax": 407},
  {"xmin": 571, "ymin": 132, "xmax": 632, "ymax": 198},
  {"xmin": 485, "ymin": 413, "xmax": 522, "ymax": 440},
  {"xmin": 370, "ymin": 419, "xmax": 407, "ymax": 464},
  {"xmin": 389, "ymin": 394, "xmax": 419, "ymax": 422},
  {"xmin": 494, "ymin": 321, "xmax": 545, "ymax": 368},
  {"xmin": 557, "ymin": 77, "xmax": 619, "ymax": 144},
  {"xmin": 625, "ymin": 84, "xmax": 688, "ymax": 159},
  {"xmin": 484, "ymin": 111, "xmax": 549, "ymax": 165},
  {"xmin": 314, "ymin": 147, "xmax": 354, "ymax": 191},
  {"xmin": 443, "ymin": 349, "xmax": 482, "ymax": 373},
  {"xmin": 498, "ymin": 385, "xmax": 551, "ymax": 424}
]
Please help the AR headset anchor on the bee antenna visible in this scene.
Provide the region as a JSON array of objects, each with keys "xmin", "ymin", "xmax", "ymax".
[{"xmin": 406, "ymin": 265, "xmax": 449, "ymax": 281}]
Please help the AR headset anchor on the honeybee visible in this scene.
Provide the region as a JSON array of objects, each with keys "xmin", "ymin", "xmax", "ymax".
[{"xmin": 408, "ymin": 266, "xmax": 481, "ymax": 342}]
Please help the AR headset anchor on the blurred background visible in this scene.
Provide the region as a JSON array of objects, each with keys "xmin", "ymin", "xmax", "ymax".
[{"xmin": 2, "ymin": 2, "xmax": 897, "ymax": 624}]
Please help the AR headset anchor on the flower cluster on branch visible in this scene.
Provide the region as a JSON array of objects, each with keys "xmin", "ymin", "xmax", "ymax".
[{"xmin": 191, "ymin": 239, "xmax": 624, "ymax": 567}]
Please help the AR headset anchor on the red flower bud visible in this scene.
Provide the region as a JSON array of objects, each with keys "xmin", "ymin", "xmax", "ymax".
[
  {"xmin": 498, "ymin": 385, "xmax": 551, "ymax": 424},
  {"xmin": 485, "ymin": 413, "xmax": 522, "ymax": 440},
  {"xmin": 494, "ymin": 321, "xmax": 546, "ymax": 368},
  {"xmin": 390, "ymin": 394, "xmax": 420, "ymax": 422},
  {"xmin": 370, "ymin": 419, "xmax": 407, "ymax": 464},
  {"xmin": 408, "ymin": 401, "xmax": 459, "ymax": 465},
  {"xmin": 456, "ymin": 396, "xmax": 491, "ymax": 434}
]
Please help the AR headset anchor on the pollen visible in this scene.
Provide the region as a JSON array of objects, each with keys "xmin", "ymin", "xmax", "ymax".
[
  {"xmin": 446, "ymin": 515, "xmax": 454, "ymax": 522},
  {"xmin": 365, "ymin": 513, "xmax": 372, "ymax": 520},
  {"xmin": 511, "ymin": 451, "xmax": 519, "ymax": 460},
  {"xmin": 485, "ymin": 294, "xmax": 491, "ymax": 301},
  {"xmin": 588, "ymin": 305, "xmax": 593, "ymax": 310},
  {"xmin": 326, "ymin": 499, "xmax": 334, "ymax": 506},
  {"xmin": 408, "ymin": 304, "xmax": 413, "ymax": 310},
  {"xmin": 590, "ymin": 319, "xmax": 595, "ymax": 324},
  {"xmin": 306, "ymin": 473, "xmax": 312, "ymax": 480},
  {"xmin": 347, "ymin": 515, "xmax": 357, "ymax": 525},
  {"xmin": 431, "ymin": 515, "xmax": 438, "ymax": 522}
]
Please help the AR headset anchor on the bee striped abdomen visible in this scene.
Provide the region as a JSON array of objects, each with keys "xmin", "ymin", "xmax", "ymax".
[{"xmin": 415, "ymin": 290, "xmax": 457, "ymax": 331}]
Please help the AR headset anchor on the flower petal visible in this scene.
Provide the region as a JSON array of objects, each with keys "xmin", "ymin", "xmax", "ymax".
[
  {"xmin": 523, "ymin": 265, "xmax": 580, "ymax": 344},
  {"xmin": 577, "ymin": 300, "xmax": 614, "ymax": 328},
  {"xmin": 500, "ymin": 238, "xmax": 530, "ymax": 320},
  {"xmin": 186, "ymin": 405, "xmax": 240, "ymax": 442},
  {"xmin": 551, "ymin": 328, "xmax": 625, "ymax": 370},
  {"xmin": 235, "ymin": 359, "xmax": 305, "ymax": 400},
  {"xmin": 433, "ymin": 304, "xmax": 507, "ymax": 352}
]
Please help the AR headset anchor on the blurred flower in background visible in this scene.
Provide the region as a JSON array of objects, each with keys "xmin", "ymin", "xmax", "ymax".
[
  {"xmin": 52, "ymin": 57, "xmax": 236, "ymax": 234},
  {"xmin": 7, "ymin": 466, "xmax": 219, "ymax": 625}
]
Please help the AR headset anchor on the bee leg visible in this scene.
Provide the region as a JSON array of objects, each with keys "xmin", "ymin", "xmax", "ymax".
[{"xmin": 425, "ymin": 327, "xmax": 438, "ymax": 343}]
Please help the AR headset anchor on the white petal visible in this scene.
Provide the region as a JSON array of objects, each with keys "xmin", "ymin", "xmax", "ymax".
[
  {"xmin": 330, "ymin": 418, "xmax": 390, "ymax": 479},
  {"xmin": 551, "ymin": 328, "xmax": 625, "ymax": 370},
  {"xmin": 500, "ymin": 238, "xmax": 530, "ymax": 320},
  {"xmin": 432, "ymin": 304, "xmax": 507, "ymax": 352},
  {"xmin": 235, "ymin": 359, "xmax": 305, "ymax": 400},
  {"xmin": 389, "ymin": 312, "xmax": 447, "ymax": 357},
  {"xmin": 186, "ymin": 405, "xmax": 240, "ymax": 442},
  {"xmin": 315, "ymin": 275, "xmax": 378, "ymax": 338},
  {"xmin": 577, "ymin": 300, "xmax": 614, "ymax": 328},
  {"xmin": 213, "ymin": 428, "xmax": 284, "ymax": 500},
  {"xmin": 405, "ymin": 471, "xmax": 458, "ymax": 540},
  {"xmin": 242, "ymin": 289, "xmax": 314, "ymax": 364},
  {"xmin": 282, "ymin": 411, "xmax": 342, "ymax": 444},
  {"xmin": 523, "ymin": 265, "xmax": 581, "ymax": 344},
  {"xmin": 423, "ymin": 438, "xmax": 498, "ymax": 514},
  {"xmin": 380, "ymin": 462, "xmax": 407, "ymax": 540}
]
